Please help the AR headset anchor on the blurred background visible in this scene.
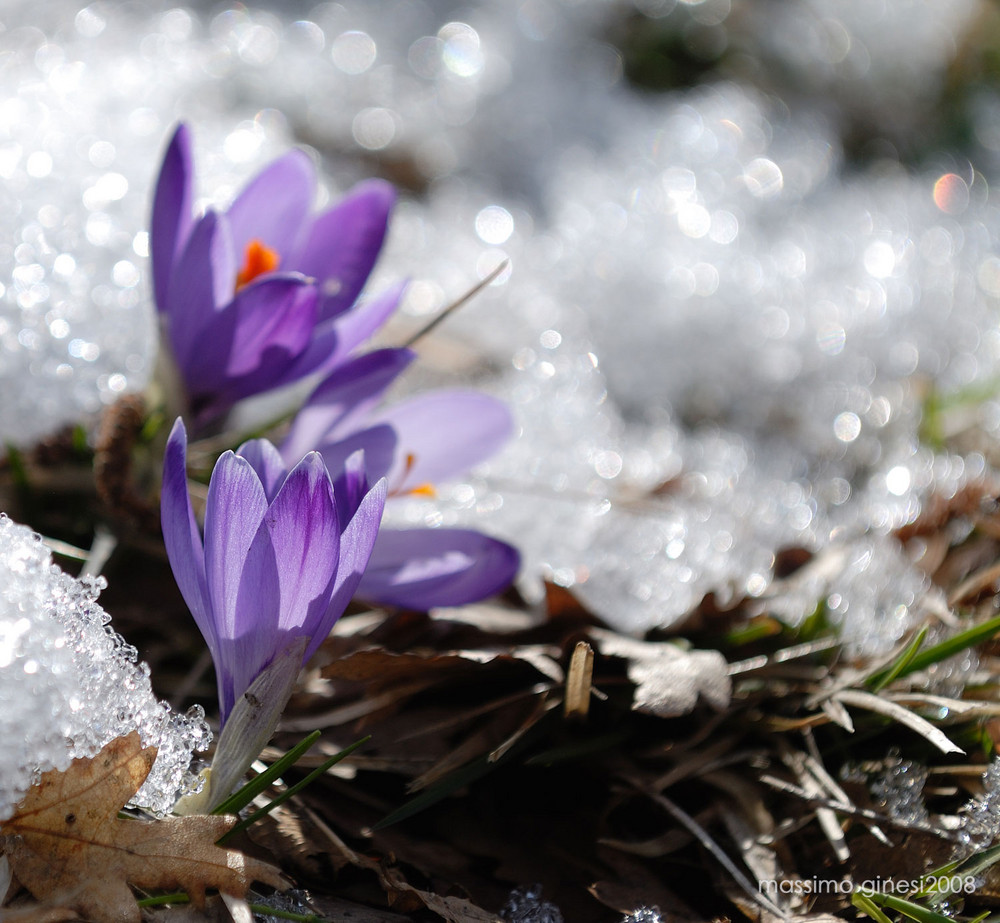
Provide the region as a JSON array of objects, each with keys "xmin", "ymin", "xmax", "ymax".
[{"xmin": 2, "ymin": 0, "xmax": 1000, "ymax": 649}]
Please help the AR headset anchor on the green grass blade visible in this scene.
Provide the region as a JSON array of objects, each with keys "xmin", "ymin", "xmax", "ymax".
[
  {"xmin": 138, "ymin": 892, "xmax": 329, "ymax": 921},
  {"xmin": 248, "ymin": 903, "xmax": 329, "ymax": 923},
  {"xmin": 525, "ymin": 729, "xmax": 630, "ymax": 765},
  {"xmin": 723, "ymin": 617, "xmax": 781, "ymax": 646},
  {"xmin": 71, "ymin": 423, "xmax": 90, "ymax": 455},
  {"xmin": 375, "ymin": 749, "xmax": 509, "ymax": 831},
  {"xmin": 923, "ymin": 841, "xmax": 1000, "ymax": 905},
  {"xmin": 211, "ymin": 730, "xmax": 321, "ymax": 816},
  {"xmin": 218, "ymin": 736, "xmax": 369, "ymax": 843},
  {"xmin": 867, "ymin": 614, "xmax": 1000, "ymax": 688},
  {"xmin": 796, "ymin": 600, "xmax": 831, "ymax": 643},
  {"xmin": 137, "ymin": 892, "xmax": 189, "ymax": 908},
  {"xmin": 852, "ymin": 891, "xmax": 894, "ymax": 923},
  {"xmin": 859, "ymin": 890, "xmax": 962, "ymax": 923},
  {"xmin": 867, "ymin": 627, "xmax": 929, "ymax": 692},
  {"xmin": 5, "ymin": 444, "xmax": 28, "ymax": 490}
]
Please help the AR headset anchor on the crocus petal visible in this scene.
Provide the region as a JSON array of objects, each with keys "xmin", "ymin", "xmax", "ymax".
[
  {"xmin": 227, "ymin": 453, "xmax": 341, "ymax": 707},
  {"xmin": 150, "ymin": 124, "xmax": 194, "ymax": 313},
  {"xmin": 203, "ymin": 451, "xmax": 268, "ymax": 647},
  {"xmin": 330, "ymin": 281, "xmax": 408, "ymax": 358},
  {"xmin": 224, "ymin": 277, "xmax": 319, "ymax": 378},
  {"xmin": 166, "ymin": 210, "xmax": 236, "ymax": 375},
  {"xmin": 333, "ymin": 450, "xmax": 368, "ymax": 523},
  {"xmin": 275, "ymin": 282, "xmax": 406, "ymax": 386},
  {"xmin": 313, "ymin": 425, "xmax": 398, "ymax": 487},
  {"xmin": 308, "ymin": 472, "xmax": 388, "ymax": 663},
  {"xmin": 237, "ymin": 438, "xmax": 289, "ymax": 504},
  {"xmin": 370, "ymin": 391, "xmax": 513, "ymax": 492},
  {"xmin": 280, "ymin": 348, "xmax": 414, "ymax": 463},
  {"xmin": 226, "ymin": 149, "xmax": 315, "ymax": 259},
  {"xmin": 160, "ymin": 418, "xmax": 214, "ymax": 651},
  {"xmin": 291, "ymin": 179, "xmax": 395, "ymax": 322},
  {"xmin": 262, "ymin": 452, "xmax": 341, "ymax": 637},
  {"xmin": 358, "ymin": 528, "xmax": 520, "ymax": 610},
  {"xmin": 175, "ymin": 637, "xmax": 308, "ymax": 806},
  {"xmin": 184, "ymin": 276, "xmax": 319, "ymax": 421}
]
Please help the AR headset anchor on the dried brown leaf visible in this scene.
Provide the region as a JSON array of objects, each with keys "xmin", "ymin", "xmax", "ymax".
[
  {"xmin": 306, "ymin": 895, "xmax": 416, "ymax": 923},
  {"xmin": 245, "ymin": 804, "xmax": 340, "ymax": 881},
  {"xmin": 0, "ymin": 902, "xmax": 81, "ymax": 922},
  {"xmin": 591, "ymin": 847, "xmax": 701, "ymax": 919},
  {"xmin": 294, "ymin": 805, "xmax": 499, "ymax": 922},
  {"xmin": 377, "ymin": 862, "xmax": 500, "ymax": 922},
  {"xmin": 0, "ymin": 732, "xmax": 286, "ymax": 923},
  {"xmin": 323, "ymin": 646, "xmax": 559, "ymax": 687}
]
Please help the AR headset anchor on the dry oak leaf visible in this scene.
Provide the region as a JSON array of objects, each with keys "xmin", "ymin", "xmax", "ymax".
[{"xmin": 0, "ymin": 732, "xmax": 286, "ymax": 923}]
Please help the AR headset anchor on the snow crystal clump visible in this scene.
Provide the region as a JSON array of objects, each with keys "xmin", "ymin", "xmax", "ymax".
[
  {"xmin": 0, "ymin": 514, "xmax": 209, "ymax": 819},
  {"xmin": 500, "ymin": 885, "xmax": 564, "ymax": 923},
  {"xmin": 622, "ymin": 909, "xmax": 662, "ymax": 923},
  {"xmin": 869, "ymin": 754, "xmax": 931, "ymax": 827},
  {"xmin": 958, "ymin": 757, "xmax": 1000, "ymax": 854}
]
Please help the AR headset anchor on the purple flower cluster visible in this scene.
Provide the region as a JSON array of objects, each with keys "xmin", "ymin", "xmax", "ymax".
[
  {"xmin": 280, "ymin": 347, "xmax": 518, "ymax": 609},
  {"xmin": 161, "ymin": 418, "xmax": 385, "ymax": 725},
  {"xmin": 152, "ymin": 124, "xmax": 401, "ymax": 425},
  {"xmin": 153, "ymin": 125, "xmax": 518, "ymax": 748}
]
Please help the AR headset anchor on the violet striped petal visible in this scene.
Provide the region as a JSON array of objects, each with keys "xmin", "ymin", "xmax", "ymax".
[
  {"xmin": 203, "ymin": 451, "xmax": 268, "ymax": 645},
  {"xmin": 237, "ymin": 438, "xmax": 289, "ymax": 504},
  {"xmin": 329, "ymin": 281, "xmax": 408, "ymax": 358},
  {"xmin": 280, "ymin": 348, "xmax": 414, "ymax": 463},
  {"xmin": 358, "ymin": 528, "xmax": 520, "ymax": 610},
  {"xmin": 224, "ymin": 276, "xmax": 319, "ymax": 378},
  {"xmin": 184, "ymin": 277, "xmax": 319, "ymax": 420},
  {"xmin": 226, "ymin": 453, "xmax": 341, "ymax": 715},
  {"xmin": 370, "ymin": 391, "xmax": 513, "ymax": 492},
  {"xmin": 226, "ymin": 149, "xmax": 315, "ymax": 260},
  {"xmin": 275, "ymin": 282, "xmax": 406, "ymax": 386},
  {"xmin": 265, "ymin": 452, "xmax": 341, "ymax": 636},
  {"xmin": 332, "ymin": 449, "xmax": 371, "ymax": 525},
  {"xmin": 150, "ymin": 124, "xmax": 194, "ymax": 313},
  {"xmin": 160, "ymin": 418, "xmax": 214, "ymax": 651},
  {"xmin": 314, "ymin": 425, "xmax": 398, "ymax": 489},
  {"xmin": 291, "ymin": 179, "xmax": 395, "ymax": 322},
  {"xmin": 166, "ymin": 210, "xmax": 236, "ymax": 375},
  {"xmin": 309, "ymin": 474, "xmax": 388, "ymax": 663}
]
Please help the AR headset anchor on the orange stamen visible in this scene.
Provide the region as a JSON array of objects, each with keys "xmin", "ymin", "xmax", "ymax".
[
  {"xmin": 236, "ymin": 239, "xmax": 280, "ymax": 289},
  {"xmin": 389, "ymin": 453, "xmax": 437, "ymax": 498}
]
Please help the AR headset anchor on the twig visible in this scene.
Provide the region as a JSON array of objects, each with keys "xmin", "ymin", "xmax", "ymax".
[
  {"xmin": 403, "ymin": 260, "xmax": 509, "ymax": 348},
  {"xmin": 758, "ymin": 774, "xmax": 960, "ymax": 842},
  {"xmin": 645, "ymin": 789, "xmax": 790, "ymax": 920},
  {"xmin": 82, "ymin": 526, "xmax": 117, "ymax": 578}
]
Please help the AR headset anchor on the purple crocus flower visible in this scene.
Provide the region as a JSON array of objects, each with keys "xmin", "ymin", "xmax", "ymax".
[
  {"xmin": 161, "ymin": 417, "xmax": 386, "ymax": 725},
  {"xmin": 280, "ymin": 348, "xmax": 519, "ymax": 610},
  {"xmin": 151, "ymin": 124, "xmax": 401, "ymax": 423}
]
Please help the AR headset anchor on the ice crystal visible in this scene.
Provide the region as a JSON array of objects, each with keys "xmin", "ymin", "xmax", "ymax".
[
  {"xmin": 957, "ymin": 757, "xmax": 1000, "ymax": 854},
  {"xmin": 869, "ymin": 753, "xmax": 930, "ymax": 827},
  {"xmin": 621, "ymin": 909, "xmax": 662, "ymax": 923},
  {"xmin": 251, "ymin": 889, "xmax": 314, "ymax": 923},
  {"xmin": 0, "ymin": 514, "xmax": 209, "ymax": 819},
  {"xmin": 499, "ymin": 884, "xmax": 563, "ymax": 923}
]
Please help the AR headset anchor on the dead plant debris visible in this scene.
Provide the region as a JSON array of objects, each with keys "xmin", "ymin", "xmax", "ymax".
[{"xmin": 9, "ymin": 469, "xmax": 1000, "ymax": 923}]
